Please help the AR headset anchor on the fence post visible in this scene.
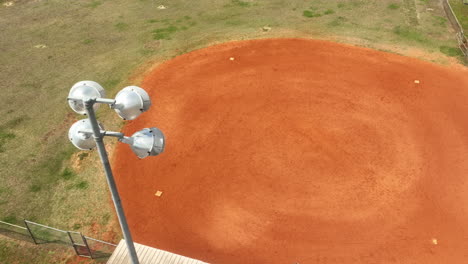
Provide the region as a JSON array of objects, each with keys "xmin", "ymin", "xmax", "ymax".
[
  {"xmin": 67, "ymin": 231, "xmax": 81, "ymax": 256},
  {"xmin": 81, "ymin": 233, "xmax": 94, "ymax": 259},
  {"xmin": 23, "ymin": 220, "xmax": 38, "ymax": 245}
]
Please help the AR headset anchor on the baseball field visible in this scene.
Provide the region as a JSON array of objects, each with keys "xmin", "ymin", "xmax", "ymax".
[
  {"xmin": 1, "ymin": 0, "xmax": 468, "ymax": 263},
  {"xmin": 114, "ymin": 38, "xmax": 468, "ymax": 263}
]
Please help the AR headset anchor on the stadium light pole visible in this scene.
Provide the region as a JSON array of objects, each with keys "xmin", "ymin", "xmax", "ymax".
[{"xmin": 67, "ymin": 81, "xmax": 165, "ymax": 264}]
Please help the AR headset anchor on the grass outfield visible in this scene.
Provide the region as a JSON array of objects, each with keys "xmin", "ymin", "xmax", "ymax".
[{"xmin": 0, "ymin": 0, "xmax": 464, "ymax": 262}]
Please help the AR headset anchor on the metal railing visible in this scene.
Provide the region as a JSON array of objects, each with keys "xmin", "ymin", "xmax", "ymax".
[
  {"xmin": 0, "ymin": 220, "xmax": 34, "ymax": 243},
  {"xmin": 443, "ymin": 0, "xmax": 468, "ymax": 56},
  {"xmin": 0, "ymin": 219, "xmax": 117, "ymax": 260}
]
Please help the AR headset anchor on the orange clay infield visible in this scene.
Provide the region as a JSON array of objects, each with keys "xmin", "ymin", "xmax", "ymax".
[{"xmin": 114, "ymin": 39, "xmax": 468, "ymax": 264}]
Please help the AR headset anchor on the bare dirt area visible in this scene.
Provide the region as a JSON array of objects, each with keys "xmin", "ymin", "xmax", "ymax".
[{"xmin": 113, "ymin": 38, "xmax": 468, "ymax": 264}]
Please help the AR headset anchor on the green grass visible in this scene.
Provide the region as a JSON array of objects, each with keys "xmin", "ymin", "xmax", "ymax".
[
  {"xmin": 77, "ymin": 152, "xmax": 89, "ymax": 160},
  {"xmin": 75, "ymin": 181, "xmax": 89, "ymax": 190},
  {"xmin": 101, "ymin": 213, "xmax": 111, "ymax": 225},
  {"xmin": 82, "ymin": 39, "xmax": 94, "ymax": 44},
  {"xmin": 66, "ymin": 180, "xmax": 89, "ymax": 190},
  {"xmin": 303, "ymin": 10, "xmax": 321, "ymax": 18},
  {"xmin": 433, "ymin": 16, "xmax": 447, "ymax": 27},
  {"xmin": 393, "ymin": 26, "xmax": 428, "ymax": 43},
  {"xmin": 114, "ymin": 22, "xmax": 129, "ymax": 31},
  {"xmin": 0, "ymin": 130, "xmax": 15, "ymax": 153},
  {"xmin": 388, "ymin": 3, "xmax": 400, "ymax": 10},
  {"xmin": 86, "ymin": 1, "xmax": 102, "ymax": 8},
  {"xmin": 29, "ymin": 184, "xmax": 42, "ymax": 193},
  {"xmin": 230, "ymin": 0, "xmax": 251, "ymax": 7},
  {"xmin": 440, "ymin": 45, "xmax": 464, "ymax": 57},
  {"xmin": 0, "ymin": 116, "xmax": 25, "ymax": 152},
  {"xmin": 60, "ymin": 168, "xmax": 76, "ymax": 180},
  {"xmin": 0, "ymin": 239, "xmax": 73, "ymax": 264},
  {"xmin": 2, "ymin": 215, "xmax": 18, "ymax": 224},
  {"xmin": 153, "ymin": 26, "xmax": 179, "ymax": 40}
]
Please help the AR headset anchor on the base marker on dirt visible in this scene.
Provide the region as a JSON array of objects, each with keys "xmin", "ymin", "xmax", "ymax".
[
  {"xmin": 155, "ymin": 191, "xmax": 163, "ymax": 197},
  {"xmin": 229, "ymin": 57, "xmax": 235, "ymax": 61},
  {"xmin": 414, "ymin": 80, "xmax": 420, "ymax": 84},
  {"xmin": 432, "ymin": 238, "xmax": 438, "ymax": 245}
]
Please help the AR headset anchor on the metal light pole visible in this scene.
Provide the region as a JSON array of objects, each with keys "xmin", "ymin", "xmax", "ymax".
[
  {"xmin": 84, "ymin": 98, "xmax": 139, "ymax": 264},
  {"xmin": 67, "ymin": 81, "xmax": 165, "ymax": 264}
]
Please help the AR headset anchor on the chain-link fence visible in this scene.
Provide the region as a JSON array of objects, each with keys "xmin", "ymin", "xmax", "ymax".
[
  {"xmin": 0, "ymin": 220, "xmax": 34, "ymax": 243},
  {"xmin": 25, "ymin": 220, "xmax": 71, "ymax": 245},
  {"xmin": 443, "ymin": 0, "xmax": 468, "ymax": 56},
  {"xmin": 0, "ymin": 219, "xmax": 117, "ymax": 260},
  {"xmin": 85, "ymin": 236, "xmax": 118, "ymax": 259}
]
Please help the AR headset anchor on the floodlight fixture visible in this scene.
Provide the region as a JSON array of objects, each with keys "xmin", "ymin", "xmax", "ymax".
[
  {"xmin": 68, "ymin": 81, "xmax": 105, "ymax": 115},
  {"xmin": 122, "ymin": 127, "xmax": 165, "ymax": 159},
  {"xmin": 113, "ymin": 86, "xmax": 152, "ymax": 120},
  {"xmin": 68, "ymin": 119, "xmax": 103, "ymax": 150},
  {"xmin": 66, "ymin": 80, "xmax": 164, "ymax": 264}
]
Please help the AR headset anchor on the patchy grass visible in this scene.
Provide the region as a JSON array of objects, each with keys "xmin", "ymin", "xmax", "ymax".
[
  {"xmin": 0, "ymin": 238, "xmax": 74, "ymax": 264},
  {"xmin": 77, "ymin": 152, "xmax": 89, "ymax": 160},
  {"xmin": 388, "ymin": 3, "xmax": 400, "ymax": 10},
  {"xmin": 153, "ymin": 26, "xmax": 179, "ymax": 40},
  {"xmin": 303, "ymin": 10, "xmax": 321, "ymax": 18},
  {"xmin": 60, "ymin": 168, "xmax": 76, "ymax": 180},
  {"xmin": 0, "ymin": 130, "xmax": 15, "ymax": 153},
  {"xmin": 433, "ymin": 16, "xmax": 447, "ymax": 27},
  {"xmin": 393, "ymin": 26, "xmax": 428, "ymax": 43},
  {"xmin": 29, "ymin": 184, "xmax": 42, "ymax": 193},
  {"xmin": 82, "ymin": 39, "xmax": 94, "ymax": 44},
  {"xmin": 328, "ymin": 16, "xmax": 347, "ymax": 27},
  {"xmin": 86, "ymin": 1, "xmax": 101, "ymax": 8},
  {"xmin": 66, "ymin": 180, "xmax": 89, "ymax": 190},
  {"xmin": 403, "ymin": 0, "xmax": 419, "ymax": 26},
  {"xmin": 75, "ymin": 181, "xmax": 89, "ymax": 190},
  {"xmin": 449, "ymin": 0, "xmax": 468, "ymax": 35},
  {"xmin": 230, "ymin": 0, "xmax": 251, "ymax": 7},
  {"xmin": 101, "ymin": 213, "xmax": 111, "ymax": 226},
  {"xmin": 114, "ymin": 22, "xmax": 129, "ymax": 31},
  {"xmin": 1, "ymin": 215, "xmax": 18, "ymax": 224},
  {"xmin": 101, "ymin": 79, "xmax": 121, "ymax": 90},
  {"xmin": 440, "ymin": 45, "xmax": 464, "ymax": 57}
]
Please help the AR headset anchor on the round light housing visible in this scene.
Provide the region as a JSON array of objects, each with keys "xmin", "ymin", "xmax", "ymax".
[
  {"xmin": 68, "ymin": 81, "xmax": 105, "ymax": 115},
  {"xmin": 114, "ymin": 86, "xmax": 151, "ymax": 120},
  {"xmin": 69, "ymin": 119, "xmax": 103, "ymax": 150},
  {"xmin": 129, "ymin": 127, "xmax": 165, "ymax": 159}
]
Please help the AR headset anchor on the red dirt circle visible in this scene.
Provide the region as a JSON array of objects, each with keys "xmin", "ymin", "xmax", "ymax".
[{"xmin": 113, "ymin": 39, "xmax": 468, "ymax": 264}]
